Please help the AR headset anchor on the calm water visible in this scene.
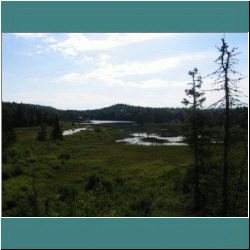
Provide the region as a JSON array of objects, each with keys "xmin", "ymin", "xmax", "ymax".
[
  {"xmin": 63, "ymin": 120, "xmax": 132, "ymax": 136},
  {"xmin": 63, "ymin": 121, "xmax": 222, "ymax": 146},
  {"xmin": 63, "ymin": 127, "xmax": 90, "ymax": 136},
  {"xmin": 81, "ymin": 120, "xmax": 133, "ymax": 125},
  {"xmin": 63, "ymin": 120, "xmax": 187, "ymax": 146},
  {"xmin": 116, "ymin": 133, "xmax": 188, "ymax": 146}
]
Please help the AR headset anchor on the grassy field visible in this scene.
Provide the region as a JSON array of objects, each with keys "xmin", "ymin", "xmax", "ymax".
[{"xmin": 2, "ymin": 122, "xmax": 248, "ymax": 217}]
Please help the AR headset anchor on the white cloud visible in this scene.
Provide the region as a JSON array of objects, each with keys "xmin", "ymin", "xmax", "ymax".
[
  {"xmin": 48, "ymin": 33, "xmax": 177, "ymax": 56},
  {"xmin": 52, "ymin": 51, "xmax": 215, "ymax": 90},
  {"xmin": 46, "ymin": 36, "xmax": 58, "ymax": 45},
  {"xmin": 13, "ymin": 33, "xmax": 49, "ymax": 39},
  {"xmin": 127, "ymin": 79, "xmax": 168, "ymax": 89},
  {"xmin": 12, "ymin": 33, "xmax": 60, "ymax": 56},
  {"xmin": 77, "ymin": 56, "xmax": 95, "ymax": 63},
  {"xmin": 5, "ymin": 33, "xmax": 248, "ymax": 110},
  {"xmin": 53, "ymin": 73, "xmax": 83, "ymax": 83}
]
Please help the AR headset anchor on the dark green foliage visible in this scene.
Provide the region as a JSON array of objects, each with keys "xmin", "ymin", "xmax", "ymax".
[
  {"xmin": 2, "ymin": 120, "xmax": 247, "ymax": 217},
  {"xmin": 128, "ymin": 195, "xmax": 154, "ymax": 216},
  {"xmin": 2, "ymin": 101, "xmax": 247, "ymax": 127},
  {"xmin": 58, "ymin": 152, "xmax": 71, "ymax": 160},
  {"xmin": 94, "ymin": 127, "xmax": 101, "ymax": 132},
  {"xmin": 85, "ymin": 175, "xmax": 101, "ymax": 191},
  {"xmin": 2, "ymin": 102, "xmax": 56, "ymax": 128},
  {"xmin": 2, "ymin": 112, "xmax": 17, "ymax": 152},
  {"xmin": 29, "ymin": 174, "xmax": 39, "ymax": 216},
  {"xmin": 182, "ymin": 67, "xmax": 206, "ymax": 212},
  {"xmin": 2, "ymin": 172, "xmax": 10, "ymax": 181},
  {"xmin": 37, "ymin": 123, "xmax": 47, "ymax": 141},
  {"xmin": 58, "ymin": 185, "xmax": 78, "ymax": 203},
  {"xmin": 51, "ymin": 117, "xmax": 63, "ymax": 140},
  {"xmin": 180, "ymin": 142, "xmax": 248, "ymax": 217},
  {"xmin": 101, "ymin": 180, "xmax": 113, "ymax": 194},
  {"xmin": 12, "ymin": 166, "xmax": 24, "ymax": 177},
  {"xmin": 181, "ymin": 68, "xmax": 206, "ymax": 109}
]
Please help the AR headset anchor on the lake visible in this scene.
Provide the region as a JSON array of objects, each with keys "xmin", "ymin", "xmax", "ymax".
[
  {"xmin": 63, "ymin": 120, "xmax": 188, "ymax": 146},
  {"xmin": 81, "ymin": 120, "xmax": 134, "ymax": 125},
  {"xmin": 116, "ymin": 133, "xmax": 187, "ymax": 146}
]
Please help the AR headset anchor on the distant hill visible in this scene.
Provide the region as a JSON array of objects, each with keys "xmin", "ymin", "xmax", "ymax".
[{"xmin": 84, "ymin": 103, "xmax": 189, "ymax": 123}]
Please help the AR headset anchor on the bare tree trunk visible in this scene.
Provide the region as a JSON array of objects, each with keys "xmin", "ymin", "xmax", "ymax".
[
  {"xmin": 222, "ymin": 74, "xmax": 230, "ymax": 217},
  {"xmin": 221, "ymin": 39, "xmax": 230, "ymax": 217},
  {"xmin": 193, "ymin": 112, "xmax": 200, "ymax": 212},
  {"xmin": 192, "ymin": 74, "xmax": 200, "ymax": 212},
  {"xmin": 210, "ymin": 38, "xmax": 244, "ymax": 216}
]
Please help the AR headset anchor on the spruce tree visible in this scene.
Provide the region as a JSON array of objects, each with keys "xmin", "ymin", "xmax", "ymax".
[
  {"xmin": 182, "ymin": 67, "xmax": 206, "ymax": 213},
  {"xmin": 51, "ymin": 116, "xmax": 63, "ymax": 140},
  {"xmin": 37, "ymin": 123, "xmax": 47, "ymax": 141}
]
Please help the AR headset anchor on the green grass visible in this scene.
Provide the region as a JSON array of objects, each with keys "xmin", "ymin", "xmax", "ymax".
[{"xmin": 2, "ymin": 122, "xmax": 248, "ymax": 217}]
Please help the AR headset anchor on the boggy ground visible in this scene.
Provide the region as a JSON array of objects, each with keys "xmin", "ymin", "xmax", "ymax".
[{"xmin": 2, "ymin": 122, "xmax": 248, "ymax": 217}]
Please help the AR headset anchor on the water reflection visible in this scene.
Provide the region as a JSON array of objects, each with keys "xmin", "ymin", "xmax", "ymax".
[
  {"xmin": 63, "ymin": 120, "xmax": 132, "ymax": 136},
  {"xmin": 63, "ymin": 127, "xmax": 90, "ymax": 136},
  {"xmin": 62, "ymin": 121, "xmax": 188, "ymax": 146},
  {"xmin": 82, "ymin": 120, "xmax": 133, "ymax": 125},
  {"xmin": 116, "ymin": 133, "xmax": 188, "ymax": 146}
]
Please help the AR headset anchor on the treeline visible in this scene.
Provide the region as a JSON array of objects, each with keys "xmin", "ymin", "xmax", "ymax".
[
  {"xmin": 2, "ymin": 102, "xmax": 58, "ymax": 128},
  {"xmin": 2, "ymin": 102, "xmax": 87, "ymax": 128},
  {"xmin": 2, "ymin": 101, "xmax": 248, "ymax": 129},
  {"xmin": 85, "ymin": 104, "xmax": 248, "ymax": 129}
]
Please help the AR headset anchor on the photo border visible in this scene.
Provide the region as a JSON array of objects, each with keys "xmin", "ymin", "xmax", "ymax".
[{"xmin": 1, "ymin": 1, "xmax": 249, "ymax": 249}]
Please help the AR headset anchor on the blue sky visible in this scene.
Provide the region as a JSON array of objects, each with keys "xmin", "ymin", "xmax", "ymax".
[{"xmin": 2, "ymin": 33, "xmax": 248, "ymax": 110}]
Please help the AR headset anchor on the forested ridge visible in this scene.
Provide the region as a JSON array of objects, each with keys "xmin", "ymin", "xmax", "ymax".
[{"xmin": 2, "ymin": 101, "xmax": 248, "ymax": 128}]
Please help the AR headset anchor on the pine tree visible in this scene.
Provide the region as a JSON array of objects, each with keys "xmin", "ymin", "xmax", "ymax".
[
  {"xmin": 51, "ymin": 116, "xmax": 63, "ymax": 140},
  {"xmin": 37, "ymin": 123, "xmax": 47, "ymax": 141},
  {"xmin": 182, "ymin": 67, "xmax": 206, "ymax": 212}
]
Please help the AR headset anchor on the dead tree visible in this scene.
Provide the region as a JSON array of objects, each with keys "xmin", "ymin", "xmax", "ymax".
[{"xmin": 208, "ymin": 38, "xmax": 245, "ymax": 216}]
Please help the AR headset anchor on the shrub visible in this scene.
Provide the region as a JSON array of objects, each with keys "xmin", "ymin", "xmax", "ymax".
[
  {"xmin": 37, "ymin": 124, "xmax": 47, "ymax": 141},
  {"xmin": 58, "ymin": 185, "xmax": 78, "ymax": 203},
  {"xmin": 12, "ymin": 166, "xmax": 24, "ymax": 177},
  {"xmin": 85, "ymin": 175, "xmax": 101, "ymax": 191},
  {"xmin": 128, "ymin": 196, "xmax": 153, "ymax": 216},
  {"xmin": 51, "ymin": 117, "xmax": 63, "ymax": 140},
  {"xmin": 58, "ymin": 152, "xmax": 71, "ymax": 160},
  {"xmin": 6, "ymin": 200, "xmax": 17, "ymax": 210},
  {"xmin": 101, "ymin": 180, "xmax": 113, "ymax": 193},
  {"xmin": 2, "ymin": 172, "xmax": 10, "ymax": 181}
]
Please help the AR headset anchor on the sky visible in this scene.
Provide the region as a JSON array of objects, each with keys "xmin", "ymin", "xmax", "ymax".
[{"xmin": 2, "ymin": 33, "xmax": 248, "ymax": 110}]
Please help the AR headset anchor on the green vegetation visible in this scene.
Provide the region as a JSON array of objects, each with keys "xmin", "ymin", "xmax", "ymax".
[{"xmin": 2, "ymin": 122, "xmax": 247, "ymax": 217}]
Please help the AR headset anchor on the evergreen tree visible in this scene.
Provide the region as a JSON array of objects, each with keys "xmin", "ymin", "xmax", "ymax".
[
  {"xmin": 182, "ymin": 67, "xmax": 206, "ymax": 212},
  {"xmin": 37, "ymin": 123, "xmax": 47, "ymax": 141},
  {"xmin": 51, "ymin": 116, "xmax": 63, "ymax": 140},
  {"xmin": 2, "ymin": 117, "xmax": 17, "ymax": 151},
  {"xmin": 14, "ymin": 104, "xmax": 25, "ymax": 127}
]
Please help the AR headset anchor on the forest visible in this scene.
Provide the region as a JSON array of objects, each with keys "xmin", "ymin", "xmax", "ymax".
[
  {"xmin": 2, "ymin": 38, "xmax": 248, "ymax": 217},
  {"xmin": 2, "ymin": 101, "xmax": 248, "ymax": 129}
]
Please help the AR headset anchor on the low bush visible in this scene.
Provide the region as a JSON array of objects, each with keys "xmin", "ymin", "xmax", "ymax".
[
  {"xmin": 58, "ymin": 152, "xmax": 71, "ymax": 160},
  {"xmin": 12, "ymin": 166, "xmax": 24, "ymax": 177}
]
